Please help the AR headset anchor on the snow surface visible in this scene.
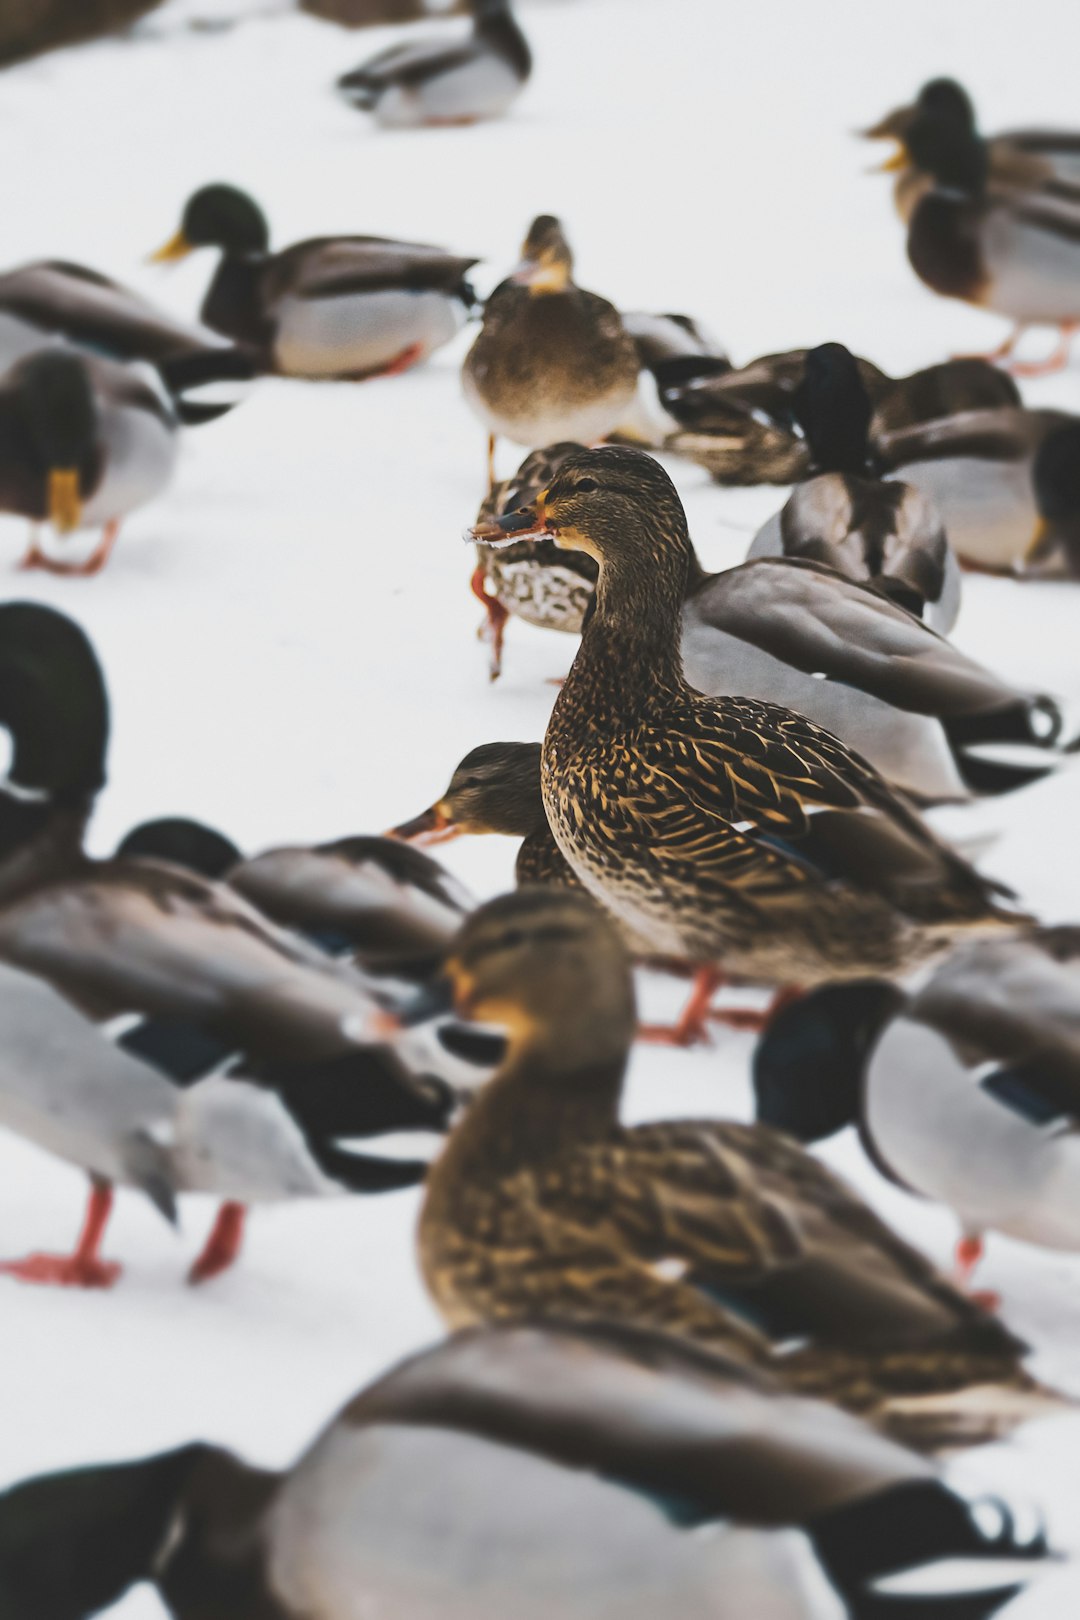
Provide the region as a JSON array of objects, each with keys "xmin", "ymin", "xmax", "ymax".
[{"xmin": 3, "ymin": 0, "xmax": 1080, "ymax": 1614}]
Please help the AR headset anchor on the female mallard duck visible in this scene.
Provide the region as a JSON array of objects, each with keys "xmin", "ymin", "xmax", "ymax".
[
  {"xmin": 748, "ymin": 470, "xmax": 961, "ymax": 632},
  {"xmin": 337, "ymin": 0, "xmax": 531, "ymax": 128},
  {"xmin": 468, "ymin": 441, "xmax": 596, "ymax": 676},
  {"xmin": 879, "ymin": 408, "xmax": 1080, "ymax": 574},
  {"xmin": 755, "ymin": 927, "xmax": 1080, "ymax": 1285},
  {"xmin": 150, "ymin": 183, "xmax": 478, "ymax": 379},
  {"xmin": 0, "ymin": 603, "xmax": 454, "ymax": 1285},
  {"xmin": 664, "ymin": 342, "xmax": 1017, "ymax": 485},
  {"xmin": 0, "ymin": 258, "xmax": 254, "ymax": 422},
  {"xmin": 0, "ymin": 349, "xmax": 181, "ymax": 575},
  {"xmin": 462, "ymin": 215, "xmax": 640, "ymax": 487},
  {"xmin": 900, "ymin": 106, "xmax": 1080, "ymax": 375},
  {"xmin": 0, "ymin": 1322, "xmax": 1048, "ymax": 1620},
  {"xmin": 472, "ymin": 447, "xmax": 1023, "ymax": 1031},
  {"xmin": 406, "ymin": 890, "xmax": 1059, "ymax": 1450},
  {"xmin": 866, "ymin": 77, "xmax": 1080, "ymax": 225}
]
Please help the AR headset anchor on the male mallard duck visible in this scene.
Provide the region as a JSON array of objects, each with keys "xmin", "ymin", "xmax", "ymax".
[
  {"xmin": 151, "ymin": 183, "xmax": 478, "ymax": 379},
  {"xmin": 337, "ymin": 0, "xmax": 531, "ymax": 128},
  {"xmin": 614, "ymin": 310, "xmax": 730, "ymax": 447},
  {"xmin": 461, "ymin": 215, "xmax": 639, "ymax": 487},
  {"xmin": 866, "ymin": 77, "xmax": 1080, "ymax": 225},
  {"xmin": 0, "ymin": 258, "xmax": 255, "ymax": 423},
  {"xmin": 0, "ymin": 1322, "xmax": 1049, "ymax": 1620},
  {"xmin": 748, "ymin": 471, "xmax": 961, "ymax": 632},
  {"xmin": 899, "ymin": 106, "xmax": 1080, "ymax": 374},
  {"xmin": 406, "ymin": 890, "xmax": 1058, "ymax": 1450},
  {"xmin": 664, "ymin": 343, "xmax": 1016, "ymax": 485},
  {"xmin": 879, "ymin": 408, "xmax": 1080, "ymax": 573},
  {"xmin": 0, "ymin": 349, "xmax": 180, "ymax": 575},
  {"xmin": 468, "ymin": 441, "xmax": 596, "ymax": 676},
  {"xmin": 472, "ymin": 447, "xmax": 1023, "ymax": 1036},
  {"xmin": 755, "ymin": 927, "xmax": 1080, "ymax": 1285},
  {"xmin": 0, "ymin": 603, "xmax": 455, "ymax": 1285}
]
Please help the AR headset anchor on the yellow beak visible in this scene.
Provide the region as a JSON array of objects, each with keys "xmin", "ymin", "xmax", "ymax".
[
  {"xmin": 148, "ymin": 230, "xmax": 192, "ymax": 264},
  {"xmin": 1025, "ymin": 518, "xmax": 1053, "ymax": 565},
  {"xmin": 878, "ymin": 145, "xmax": 909, "ymax": 174},
  {"xmin": 48, "ymin": 468, "xmax": 83, "ymax": 535}
]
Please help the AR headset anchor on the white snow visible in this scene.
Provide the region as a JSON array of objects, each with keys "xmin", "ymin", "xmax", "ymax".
[{"xmin": 2, "ymin": 0, "xmax": 1080, "ymax": 1614}]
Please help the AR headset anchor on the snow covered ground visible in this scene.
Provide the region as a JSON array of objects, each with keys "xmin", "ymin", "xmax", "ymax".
[{"xmin": 3, "ymin": 0, "xmax": 1080, "ymax": 1613}]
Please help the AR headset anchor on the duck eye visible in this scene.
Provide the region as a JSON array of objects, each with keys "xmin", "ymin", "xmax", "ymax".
[{"xmin": 574, "ymin": 478, "xmax": 598, "ymax": 494}]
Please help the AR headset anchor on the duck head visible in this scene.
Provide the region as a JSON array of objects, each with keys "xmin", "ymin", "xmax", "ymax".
[
  {"xmin": 510, "ymin": 214, "xmax": 573, "ymax": 295},
  {"xmin": 1031, "ymin": 422, "xmax": 1080, "ymax": 574},
  {"xmin": 390, "ymin": 741, "xmax": 544, "ymax": 844},
  {"xmin": 116, "ymin": 816, "xmax": 243, "ymax": 879},
  {"xmin": 792, "ymin": 343, "xmax": 874, "ymax": 477},
  {"xmin": 12, "ymin": 352, "xmax": 102, "ymax": 534},
  {"xmin": 904, "ymin": 106, "xmax": 989, "ymax": 195},
  {"xmin": 752, "ymin": 980, "xmax": 905, "ymax": 1143},
  {"xmin": 401, "ymin": 889, "xmax": 635, "ymax": 1069},
  {"xmin": 865, "ymin": 77, "xmax": 976, "ymax": 163},
  {"xmin": 150, "ymin": 183, "xmax": 270, "ymax": 263}
]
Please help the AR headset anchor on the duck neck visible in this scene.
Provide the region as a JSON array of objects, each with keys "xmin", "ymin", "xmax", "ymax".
[
  {"xmin": 0, "ymin": 797, "xmax": 91, "ymax": 906},
  {"xmin": 474, "ymin": 2, "xmax": 531, "ymax": 74},
  {"xmin": 201, "ymin": 255, "xmax": 272, "ymax": 357}
]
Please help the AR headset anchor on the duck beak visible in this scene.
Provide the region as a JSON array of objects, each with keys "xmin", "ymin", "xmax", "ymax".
[
  {"xmin": 1025, "ymin": 518, "xmax": 1055, "ymax": 566},
  {"xmin": 387, "ymin": 802, "xmax": 461, "ymax": 845},
  {"xmin": 467, "ymin": 492, "xmax": 550, "ymax": 548},
  {"xmin": 48, "ymin": 468, "xmax": 82, "ymax": 534},
  {"xmin": 877, "ymin": 145, "xmax": 910, "ymax": 174},
  {"xmin": 148, "ymin": 230, "xmax": 192, "ymax": 264}
]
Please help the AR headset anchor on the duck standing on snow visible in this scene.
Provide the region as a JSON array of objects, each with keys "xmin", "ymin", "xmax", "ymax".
[
  {"xmin": 0, "ymin": 1321, "xmax": 1050, "ymax": 1620},
  {"xmin": 0, "ymin": 349, "xmax": 180, "ymax": 575},
  {"xmin": 462, "ymin": 215, "xmax": 639, "ymax": 487},
  {"xmin": 151, "ymin": 183, "xmax": 477, "ymax": 380},
  {"xmin": 401, "ymin": 890, "xmax": 1060, "ymax": 1452},
  {"xmin": 754, "ymin": 927, "xmax": 1080, "ymax": 1287},
  {"xmin": 337, "ymin": 0, "xmax": 531, "ymax": 129}
]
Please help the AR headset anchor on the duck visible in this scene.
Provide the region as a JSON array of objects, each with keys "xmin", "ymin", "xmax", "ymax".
[
  {"xmin": 0, "ymin": 257, "xmax": 255, "ymax": 423},
  {"xmin": 0, "ymin": 348, "xmax": 181, "ymax": 575},
  {"xmin": 664, "ymin": 341, "xmax": 1017, "ymax": 485},
  {"xmin": 865, "ymin": 77, "xmax": 1080, "ymax": 226},
  {"xmin": 614, "ymin": 309, "xmax": 731, "ymax": 448},
  {"xmin": 748, "ymin": 471, "xmax": 961, "ymax": 632},
  {"xmin": 878, "ymin": 407, "xmax": 1080, "ymax": 574},
  {"xmin": 461, "ymin": 215, "xmax": 640, "ymax": 487},
  {"xmin": 0, "ymin": 602, "xmax": 457, "ymax": 1285},
  {"xmin": 150, "ymin": 183, "xmax": 478, "ymax": 380},
  {"xmin": 404, "ymin": 889, "xmax": 1059, "ymax": 1451},
  {"xmin": 0, "ymin": 1321, "xmax": 1050, "ymax": 1620},
  {"xmin": 754, "ymin": 926, "xmax": 1080, "ymax": 1286},
  {"xmin": 336, "ymin": 0, "xmax": 531, "ymax": 128},
  {"xmin": 471, "ymin": 446, "xmax": 1025, "ymax": 1040},
  {"xmin": 899, "ymin": 104, "xmax": 1080, "ymax": 375},
  {"xmin": 468, "ymin": 441, "xmax": 596, "ymax": 676}
]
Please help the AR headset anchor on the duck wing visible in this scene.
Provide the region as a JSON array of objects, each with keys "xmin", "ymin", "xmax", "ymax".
[
  {"xmin": 339, "ymin": 34, "xmax": 478, "ymax": 95},
  {"xmin": 0, "ymin": 259, "xmax": 223, "ymax": 364},
  {"xmin": 877, "ymin": 406, "xmax": 1072, "ymax": 473},
  {"xmin": 263, "ymin": 237, "xmax": 478, "ymax": 307}
]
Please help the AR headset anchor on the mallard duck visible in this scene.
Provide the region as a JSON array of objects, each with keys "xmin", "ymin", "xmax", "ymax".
[
  {"xmin": 0, "ymin": 258, "xmax": 255, "ymax": 423},
  {"xmin": 0, "ymin": 349, "xmax": 181, "ymax": 575},
  {"xmin": 614, "ymin": 310, "xmax": 730, "ymax": 447},
  {"xmin": 461, "ymin": 215, "xmax": 640, "ymax": 487},
  {"xmin": 405, "ymin": 890, "xmax": 1058, "ymax": 1450},
  {"xmin": 879, "ymin": 408, "xmax": 1080, "ymax": 573},
  {"xmin": 755, "ymin": 927, "xmax": 1080, "ymax": 1284},
  {"xmin": 468, "ymin": 442, "xmax": 596, "ymax": 676},
  {"xmin": 471, "ymin": 447, "xmax": 1023, "ymax": 1034},
  {"xmin": 150, "ymin": 183, "xmax": 478, "ymax": 380},
  {"xmin": 337, "ymin": 0, "xmax": 531, "ymax": 128},
  {"xmin": 899, "ymin": 106, "xmax": 1080, "ymax": 374},
  {"xmin": 0, "ymin": 603, "xmax": 455, "ymax": 1285},
  {"xmin": 0, "ymin": 1321, "xmax": 1049, "ymax": 1620},
  {"xmin": 866, "ymin": 77, "xmax": 1080, "ymax": 225},
  {"xmin": 663, "ymin": 343, "xmax": 1016, "ymax": 485},
  {"xmin": 748, "ymin": 472, "xmax": 961, "ymax": 632}
]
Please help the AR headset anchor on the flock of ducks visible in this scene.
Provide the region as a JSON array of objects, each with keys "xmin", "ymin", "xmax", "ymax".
[{"xmin": 3, "ymin": 26, "xmax": 1080, "ymax": 1618}]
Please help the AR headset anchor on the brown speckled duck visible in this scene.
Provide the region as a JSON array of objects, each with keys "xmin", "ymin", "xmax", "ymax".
[
  {"xmin": 471, "ymin": 447, "xmax": 1023, "ymax": 1041},
  {"xmin": 462, "ymin": 216, "xmax": 639, "ymax": 487},
  {"xmin": 407, "ymin": 889, "xmax": 1059, "ymax": 1452}
]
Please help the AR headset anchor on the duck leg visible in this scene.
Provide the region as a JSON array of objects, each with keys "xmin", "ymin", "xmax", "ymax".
[
  {"xmin": 1007, "ymin": 321, "xmax": 1078, "ymax": 378},
  {"xmin": 17, "ymin": 521, "xmax": 122, "ymax": 578},
  {"xmin": 0, "ymin": 1179, "xmax": 121, "ymax": 1289},
  {"xmin": 639, "ymin": 966, "xmax": 725, "ymax": 1046},
  {"xmin": 470, "ymin": 564, "xmax": 510, "ymax": 680},
  {"xmin": 372, "ymin": 342, "xmax": 425, "ymax": 379},
  {"xmin": 16, "ymin": 525, "xmax": 47, "ymax": 571},
  {"xmin": 952, "ymin": 325, "xmax": 1027, "ymax": 367},
  {"xmin": 188, "ymin": 1201, "xmax": 246, "ymax": 1285},
  {"xmin": 486, "ymin": 434, "xmax": 497, "ymax": 492},
  {"xmin": 953, "ymin": 1232, "xmax": 1000, "ymax": 1312}
]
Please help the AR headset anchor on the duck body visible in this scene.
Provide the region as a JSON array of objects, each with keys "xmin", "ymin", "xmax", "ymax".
[
  {"xmin": 748, "ymin": 472, "xmax": 960, "ymax": 632},
  {"xmin": 153, "ymin": 186, "xmax": 477, "ymax": 380},
  {"xmin": 0, "ymin": 1322, "xmax": 1047, "ymax": 1620},
  {"xmin": 909, "ymin": 184, "xmax": 1080, "ymax": 324},
  {"xmin": 337, "ymin": 0, "xmax": 531, "ymax": 128}
]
